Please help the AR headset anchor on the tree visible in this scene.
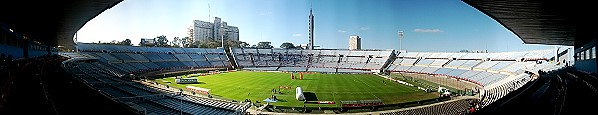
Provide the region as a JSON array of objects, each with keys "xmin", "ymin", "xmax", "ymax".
[
  {"xmin": 224, "ymin": 40, "xmax": 242, "ymax": 48},
  {"xmin": 280, "ymin": 42, "xmax": 296, "ymax": 49},
  {"xmin": 181, "ymin": 37, "xmax": 190, "ymax": 48},
  {"xmin": 240, "ymin": 42, "xmax": 250, "ymax": 48},
  {"xmin": 189, "ymin": 41, "xmax": 200, "ymax": 48},
  {"xmin": 195, "ymin": 39, "xmax": 245, "ymax": 49},
  {"xmin": 108, "ymin": 40, "xmax": 120, "ymax": 45},
  {"xmin": 155, "ymin": 35, "xmax": 169, "ymax": 47},
  {"xmin": 99, "ymin": 39, "xmax": 132, "ymax": 46},
  {"xmin": 256, "ymin": 41, "xmax": 273, "ymax": 49},
  {"xmin": 121, "ymin": 39, "xmax": 132, "ymax": 46},
  {"xmin": 170, "ymin": 37, "xmax": 181, "ymax": 48},
  {"xmin": 198, "ymin": 39, "xmax": 221, "ymax": 48}
]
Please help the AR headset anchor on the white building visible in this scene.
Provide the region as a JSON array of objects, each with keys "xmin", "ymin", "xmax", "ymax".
[
  {"xmin": 190, "ymin": 17, "xmax": 239, "ymax": 43},
  {"xmin": 349, "ymin": 35, "xmax": 361, "ymax": 50}
]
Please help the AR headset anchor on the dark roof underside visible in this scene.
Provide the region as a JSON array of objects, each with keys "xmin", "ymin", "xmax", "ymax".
[
  {"xmin": 463, "ymin": 0, "xmax": 597, "ymax": 48},
  {"xmin": 0, "ymin": 0, "xmax": 122, "ymax": 49}
]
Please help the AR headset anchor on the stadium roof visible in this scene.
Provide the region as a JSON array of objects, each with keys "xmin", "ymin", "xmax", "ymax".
[
  {"xmin": 463, "ymin": 0, "xmax": 597, "ymax": 48},
  {"xmin": 2, "ymin": 1, "xmax": 594, "ymax": 49},
  {"xmin": 0, "ymin": 0, "xmax": 122, "ymax": 49}
]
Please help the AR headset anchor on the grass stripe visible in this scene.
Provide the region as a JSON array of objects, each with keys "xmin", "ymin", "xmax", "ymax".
[{"xmin": 155, "ymin": 71, "xmax": 438, "ymax": 107}]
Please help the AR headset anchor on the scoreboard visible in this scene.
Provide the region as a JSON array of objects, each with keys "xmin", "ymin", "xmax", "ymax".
[{"xmin": 175, "ymin": 78, "xmax": 198, "ymax": 84}]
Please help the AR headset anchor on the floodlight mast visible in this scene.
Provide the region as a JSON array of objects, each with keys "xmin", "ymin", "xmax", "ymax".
[{"xmin": 398, "ymin": 31, "xmax": 404, "ymax": 52}]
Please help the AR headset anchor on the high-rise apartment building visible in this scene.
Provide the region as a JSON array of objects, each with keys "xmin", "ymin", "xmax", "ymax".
[
  {"xmin": 190, "ymin": 17, "xmax": 239, "ymax": 43},
  {"xmin": 349, "ymin": 35, "xmax": 361, "ymax": 50}
]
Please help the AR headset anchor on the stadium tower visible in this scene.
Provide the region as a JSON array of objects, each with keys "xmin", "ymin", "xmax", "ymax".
[{"xmin": 308, "ymin": 7, "xmax": 314, "ymax": 50}]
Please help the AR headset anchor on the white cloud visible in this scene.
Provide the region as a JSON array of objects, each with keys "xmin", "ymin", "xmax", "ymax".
[
  {"xmin": 360, "ymin": 27, "xmax": 370, "ymax": 30},
  {"xmin": 413, "ymin": 29, "xmax": 443, "ymax": 33},
  {"xmin": 292, "ymin": 34, "xmax": 302, "ymax": 37},
  {"xmin": 337, "ymin": 30, "xmax": 347, "ymax": 33}
]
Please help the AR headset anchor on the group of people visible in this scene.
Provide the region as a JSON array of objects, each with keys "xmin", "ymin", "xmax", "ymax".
[
  {"xmin": 272, "ymin": 88, "xmax": 283, "ymax": 94},
  {"xmin": 268, "ymin": 95, "xmax": 278, "ymax": 101}
]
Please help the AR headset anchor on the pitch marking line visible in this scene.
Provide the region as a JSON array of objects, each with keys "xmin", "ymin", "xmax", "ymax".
[{"xmin": 351, "ymin": 76, "xmax": 382, "ymax": 100}]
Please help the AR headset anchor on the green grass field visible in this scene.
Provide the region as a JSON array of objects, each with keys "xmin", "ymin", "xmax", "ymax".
[{"xmin": 154, "ymin": 71, "xmax": 439, "ymax": 107}]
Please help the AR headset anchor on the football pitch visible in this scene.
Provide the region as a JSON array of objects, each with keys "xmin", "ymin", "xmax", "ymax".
[{"xmin": 154, "ymin": 71, "xmax": 439, "ymax": 107}]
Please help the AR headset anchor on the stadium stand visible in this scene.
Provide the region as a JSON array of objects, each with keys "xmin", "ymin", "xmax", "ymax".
[
  {"xmin": 231, "ymin": 48, "xmax": 394, "ymax": 73},
  {"xmin": 61, "ymin": 44, "xmax": 248, "ymax": 114},
  {"xmin": 387, "ymin": 50, "xmax": 557, "ymax": 87},
  {"xmin": 378, "ymin": 50, "xmax": 570, "ymax": 114},
  {"xmin": 231, "ymin": 48, "xmax": 568, "ymax": 114},
  {"xmin": 76, "ymin": 44, "xmax": 234, "ymax": 76},
  {"xmin": 57, "ymin": 44, "xmax": 568, "ymax": 114}
]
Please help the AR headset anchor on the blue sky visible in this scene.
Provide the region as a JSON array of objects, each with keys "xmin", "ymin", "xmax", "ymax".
[{"xmin": 77, "ymin": 0, "xmax": 554, "ymax": 52}]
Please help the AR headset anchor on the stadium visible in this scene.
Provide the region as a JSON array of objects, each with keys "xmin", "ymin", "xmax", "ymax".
[
  {"xmin": 54, "ymin": 43, "xmax": 561, "ymax": 114},
  {"xmin": 1, "ymin": 0, "xmax": 597, "ymax": 115}
]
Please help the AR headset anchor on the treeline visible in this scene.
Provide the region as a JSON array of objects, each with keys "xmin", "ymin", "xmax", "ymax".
[{"xmin": 93, "ymin": 35, "xmax": 302, "ymax": 49}]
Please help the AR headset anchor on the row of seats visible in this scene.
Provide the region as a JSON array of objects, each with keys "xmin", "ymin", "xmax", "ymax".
[
  {"xmin": 77, "ymin": 43, "xmax": 224, "ymax": 54},
  {"xmin": 151, "ymin": 97, "xmax": 234, "ymax": 115},
  {"xmin": 388, "ymin": 65, "xmax": 510, "ymax": 87},
  {"xmin": 63, "ymin": 60, "xmax": 241, "ymax": 115},
  {"xmin": 390, "ymin": 59, "xmax": 539, "ymax": 75},
  {"xmin": 136, "ymin": 102, "xmax": 181, "ymax": 115},
  {"xmin": 380, "ymin": 99, "xmax": 474, "ymax": 115},
  {"xmin": 397, "ymin": 50, "xmax": 552, "ymax": 60},
  {"xmin": 479, "ymin": 74, "xmax": 531, "ymax": 108},
  {"xmin": 181, "ymin": 95, "xmax": 245, "ymax": 111}
]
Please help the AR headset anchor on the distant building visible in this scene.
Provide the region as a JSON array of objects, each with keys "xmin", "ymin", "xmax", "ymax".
[
  {"xmin": 459, "ymin": 49, "xmax": 488, "ymax": 53},
  {"xmin": 307, "ymin": 8, "xmax": 315, "ymax": 50},
  {"xmin": 190, "ymin": 17, "xmax": 239, "ymax": 43},
  {"xmin": 300, "ymin": 44, "xmax": 308, "ymax": 49},
  {"xmin": 349, "ymin": 35, "xmax": 361, "ymax": 50},
  {"xmin": 187, "ymin": 26, "xmax": 194, "ymax": 41}
]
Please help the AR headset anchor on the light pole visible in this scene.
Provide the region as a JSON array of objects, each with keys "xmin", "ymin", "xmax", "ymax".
[
  {"xmin": 398, "ymin": 31, "xmax": 404, "ymax": 52},
  {"xmin": 221, "ymin": 30, "xmax": 225, "ymax": 48},
  {"xmin": 180, "ymin": 93, "xmax": 183, "ymax": 115}
]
